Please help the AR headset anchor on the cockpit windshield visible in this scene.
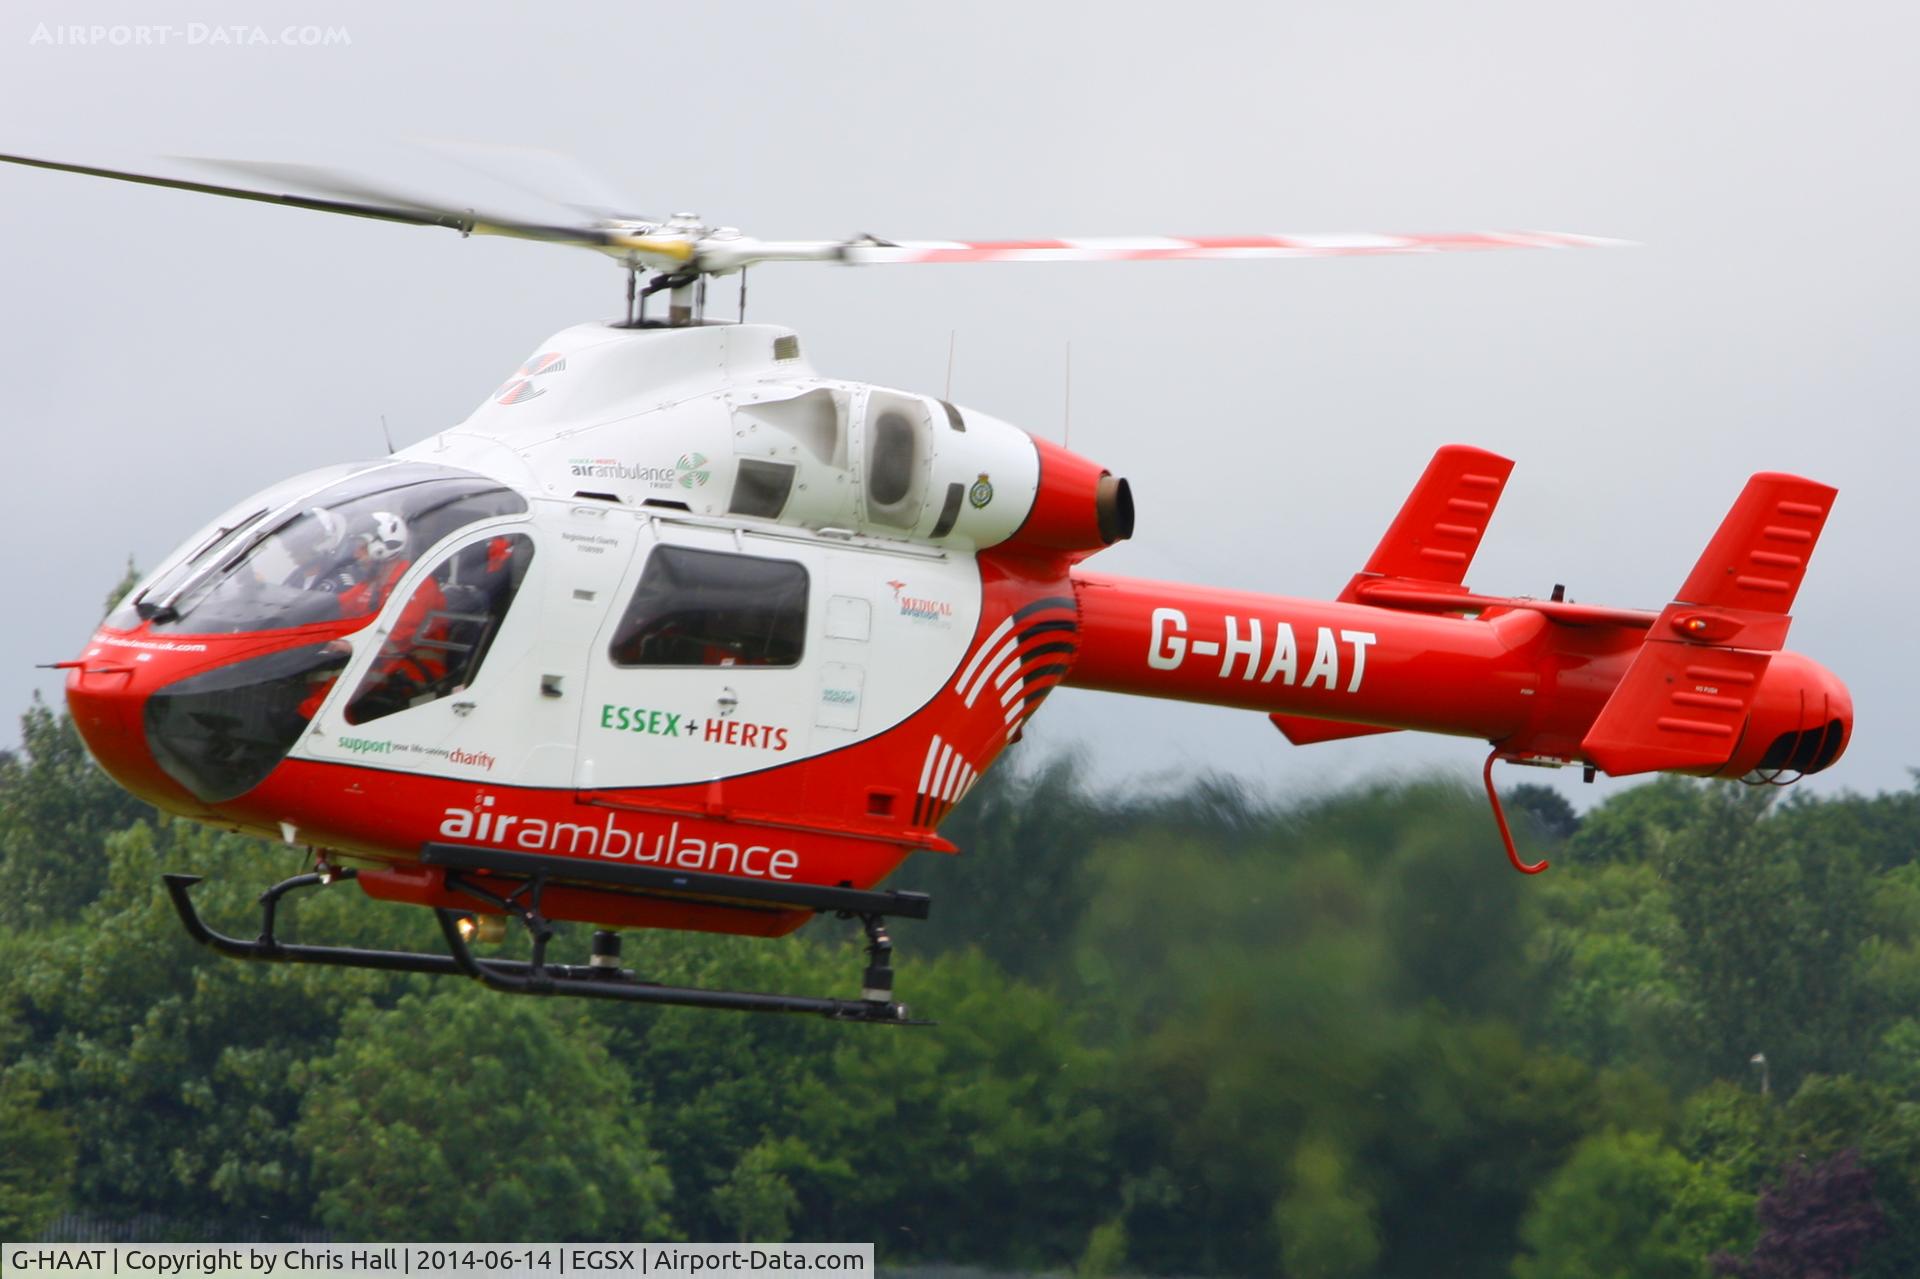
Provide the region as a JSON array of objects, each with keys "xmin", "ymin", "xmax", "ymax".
[{"xmin": 125, "ymin": 463, "xmax": 528, "ymax": 635}]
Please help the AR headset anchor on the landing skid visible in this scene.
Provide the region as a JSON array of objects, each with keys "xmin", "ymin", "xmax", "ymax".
[{"xmin": 162, "ymin": 853, "xmax": 929, "ymax": 1023}]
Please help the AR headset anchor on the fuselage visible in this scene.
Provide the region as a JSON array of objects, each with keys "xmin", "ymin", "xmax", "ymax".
[{"xmin": 64, "ymin": 319, "xmax": 1850, "ymax": 933}]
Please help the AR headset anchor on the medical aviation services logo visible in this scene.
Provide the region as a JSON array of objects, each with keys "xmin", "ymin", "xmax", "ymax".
[{"xmin": 888, "ymin": 579, "xmax": 954, "ymax": 625}]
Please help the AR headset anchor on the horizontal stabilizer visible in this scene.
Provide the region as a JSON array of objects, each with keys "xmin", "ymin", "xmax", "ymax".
[
  {"xmin": 1341, "ymin": 445, "xmax": 1514, "ymax": 602},
  {"xmin": 1581, "ymin": 644, "xmax": 1772, "ymax": 775},
  {"xmin": 1675, "ymin": 473, "xmax": 1836, "ymax": 614},
  {"xmin": 1270, "ymin": 713, "xmax": 1401, "ymax": 746}
]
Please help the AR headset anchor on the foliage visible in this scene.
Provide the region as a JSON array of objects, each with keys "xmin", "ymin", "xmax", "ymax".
[
  {"xmin": 1273, "ymin": 1138, "xmax": 1380, "ymax": 1279},
  {"xmin": 295, "ymin": 985, "xmax": 673, "ymax": 1241},
  {"xmin": 1505, "ymin": 782, "xmax": 1581, "ymax": 841},
  {"xmin": 0, "ymin": 695, "xmax": 153, "ymax": 925},
  {"xmin": 2, "ymin": 816, "xmax": 423, "ymax": 1226},
  {"xmin": 1513, "ymin": 1129, "xmax": 1753, "ymax": 1279},
  {"xmin": 710, "ymin": 1141, "xmax": 801, "ymax": 1243},
  {"xmin": 5, "ymin": 679, "xmax": 1920, "ymax": 1273},
  {"xmin": 0, "ymin": 1007, "xmax": 76, "ymax": 1239},
  {"xmin": 1713, "ymin": 1149, "xmax": 1888, "ymax": 1279},
  {"xmin": 1663, "ymin": 785, "xmax": 1875, "ymax": 1092},
  {"xmin": 1562, "ymin": 775, "xmax": 1702, "ymax": 865}
]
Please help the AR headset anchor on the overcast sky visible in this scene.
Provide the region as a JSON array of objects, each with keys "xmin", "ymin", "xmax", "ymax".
[{"xmin": 1, "ymin": 1, "xmax": 1913, "ymax": 814}]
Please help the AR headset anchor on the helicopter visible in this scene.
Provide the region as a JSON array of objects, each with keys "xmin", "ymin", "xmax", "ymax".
[{"xmin": 6, "ymin": 149, "xmax": 1849, "ymax": 1023}]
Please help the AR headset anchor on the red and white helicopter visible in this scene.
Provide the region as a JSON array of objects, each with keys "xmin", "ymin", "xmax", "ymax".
[{"xmin": 10, "ymin": 150, "xmax": 1850, "ymax": 1022}]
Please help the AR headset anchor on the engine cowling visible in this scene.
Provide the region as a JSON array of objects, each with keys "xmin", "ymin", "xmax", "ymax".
[{"xmin": 1004, "ymin": 437, "xmax": 1134, "ymax": 557}]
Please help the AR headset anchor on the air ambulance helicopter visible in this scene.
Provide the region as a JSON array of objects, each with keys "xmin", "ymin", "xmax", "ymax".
[{"xmin": 5, "ymin": 149, "xmax": 1851, "ymax": 1023}]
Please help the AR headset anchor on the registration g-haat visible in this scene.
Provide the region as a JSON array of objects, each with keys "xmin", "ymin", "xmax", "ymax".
[
  {"xmin": 1147, "ymin": 606, "xmax": 1377, "ymax": 692},
  {"xmin": 22, "ymin": 135, "xmax": 1850, "ymax": 1023}
]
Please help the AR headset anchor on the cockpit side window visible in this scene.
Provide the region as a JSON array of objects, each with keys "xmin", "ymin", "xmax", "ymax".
[
  {"xmin": 344, "ymin": 533, "xmax": 536, "ymax": 725},
  {"xmin": 145, "ymin": 463, "xmax": 527, "ymax": 635},
  {"xmin": 609, "ymin": 546, "xmax": 807, "ymax": 668}
]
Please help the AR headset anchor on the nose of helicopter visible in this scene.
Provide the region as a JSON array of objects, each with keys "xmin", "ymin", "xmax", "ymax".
[
  {"xmin": 65, "ymin": 634, "xmax": 352, "ymax": 810},
  {"xmin": 65, "ymin": 654, "xmax": 202, "ymax": 811},
  {"xmin": 1722, "ymin": 650, "xmax": 1852, "ymax": 780}
]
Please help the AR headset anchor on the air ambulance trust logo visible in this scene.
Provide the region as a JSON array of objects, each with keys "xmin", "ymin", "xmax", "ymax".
[
  {"xmin": 676, "ymin": 453, "xmax": 711, "ymax": 488},
  {"xmin": 495, "ymin": 351, "xmax": 567, "ymax": 405},
  {"xmin": 565, "ymin": 453, "xmax": 711, "ymax": 489}
]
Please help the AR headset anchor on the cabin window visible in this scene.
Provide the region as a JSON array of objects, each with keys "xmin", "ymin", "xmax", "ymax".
[
  {"xmin": 729, "ymin": 458, "xmax": 796, "ymax": 520},
  {"xmin": 141, "ymin": 462, "xmax": 527, "ymax": 636},
  {"xmin": 344, "ymin": 533, "xmax": 536, "ymax": 725},
  {"xmin": 869, "ymin": 412, "xmax": 917, "ymax": 506},
  {"xmin": 609, "ymin": 546, "xmax": 807, "ymax": 668},
  {"xmin": 861, "ymin": 392, "xmax": 930, "ymax": 529}
]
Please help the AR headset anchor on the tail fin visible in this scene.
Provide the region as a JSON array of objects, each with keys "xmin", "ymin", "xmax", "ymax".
[
  {"xmin": 1339, "ymin": 445, "xmax": 1514, "ymax": 602},
  {"xmin": 1580, "ymin": 473, "xmax": 1837, "ymax": 776},
  {"xmin": 1279, "ymin": 446, "xmax": 1511, "ymax": 749},
  {"xmin": 1673, "ymin": 472, "xmax": 1836, "ymax": 613}
]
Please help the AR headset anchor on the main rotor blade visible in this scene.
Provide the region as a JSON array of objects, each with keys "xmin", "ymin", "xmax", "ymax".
[
  {"xmin": 406, "ymin": 136, "xmax": 656, "ymax": 224},
  {"xmin": 0, "ymin": 149, "xmax": 674, "ymax": 257},
  {"xmin": 180, "ymin": 155, "xmax": 608, "ymax": 247},
  {"xmin": 0, "ymin": 148, "xmax": 471, "ymax": 231},
  {"xmin": 836, "ymin": 231, "xmax": 1632, "ymax": 265}
]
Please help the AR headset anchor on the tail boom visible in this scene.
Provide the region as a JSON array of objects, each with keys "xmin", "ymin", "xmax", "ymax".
[
  {"xmin": 1064, "ymin": 569, "xmax": 1848, "ymax": 780},
  {"xmin": 1059, "ymin": 453, "xmax": 1848, "ymax": 784},
  {"xmin": 1066, "ymin": 571, "xmax": 1584, "ymax": 744}
]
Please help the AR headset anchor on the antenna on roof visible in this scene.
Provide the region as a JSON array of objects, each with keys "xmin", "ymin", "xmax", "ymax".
[{"xmin": 1063, "ymin": 340, "xmax": 1073, "ymax": 447}]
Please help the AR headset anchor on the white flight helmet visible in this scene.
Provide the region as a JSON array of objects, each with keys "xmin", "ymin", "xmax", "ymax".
[
  {"xmin": 307, "ymin": 506, "xmax": 347, "ymax": 555},
  {"xmin": 360, "ymin": 510, "xmax": 410, "ymax": 562}
]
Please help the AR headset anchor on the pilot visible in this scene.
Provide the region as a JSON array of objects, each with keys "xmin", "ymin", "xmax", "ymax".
[
  {"xmin": 345, "ymin": 513, "xmax": 463, "ymax": 718},
  {"xmin": 283, "ymin": 507, "xmax": 354, "ymax": 594},
  {"xmin": 336, "ymin": 511, "xmax": 413, "ymax": 618}
]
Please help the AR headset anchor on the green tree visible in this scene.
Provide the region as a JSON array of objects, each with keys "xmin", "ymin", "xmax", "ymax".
[
  {"xmin": 1664, "ymin": 785, "xmax": 1873, "ymax": 1090},
  {"xmin": 1563, "ymin": 776, "xmax": 1707, "ymax": 865},
  {"xmin": 1273, "ymin": 1138, "xmax": 1380, "ymax": 1279},
  {"xmin": 1506, "ymin": 782, "xmax": 1581, "ymax": 841},
  {"xmin": 777, "ymin": 948, "xmax": 1117, "ymax": 1266},
  {"xmin": 596, "ymin": 931, "xmax": 1115, "ymax": 1266},
  {"xmin": 1514, "ymin": 1130, "xmax": 1753, "ymax": 1279},
  {"xmin": 1073, "ymin": 781, "xmax": 1620, "ymax": 1275},
  {"xmin": 296, "ymin": 984, "xmax": 672, "ymax": 1241},
  {"xmin": 1076, "ymin": 1216, "xmax": 1128, "ymax": 1278},
  {"xmin": 0, "ymin": 1003, "xmax": 76, "ymax": 1238},
  {"xmin": 0, "ymin": 696, "xmax": 154, "ymax": 925},
  {"xmin": 710, "ymin": 1140, "xmax": 800, "ymax": 1242},
  {"xmin": 3, "ymin": 817, "xmax": 426, "ymax": 1227},
  {"xmin": 908, "ymin": 751, "xmax": 1112, "ymax": 978},
  {"xmin": 1534, "ymin": 860, "xmax": 1687, "ymax": 1072},
  {"xmin": 1679, "ymin": 1082, "xmax": 1780, "ymax": 1190}
]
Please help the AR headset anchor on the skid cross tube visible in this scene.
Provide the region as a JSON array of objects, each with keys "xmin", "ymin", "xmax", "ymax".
[
  {"xmin": 162, "ymin": 867, "xmax": 927, "ymax": 1022},
  {"xmin": 432, "ymin": 908, "xmax": 916, "ymax": 1020},
  {"xmin": 167, "ymin": 872, "xmax": 624, "ymax": 981}
]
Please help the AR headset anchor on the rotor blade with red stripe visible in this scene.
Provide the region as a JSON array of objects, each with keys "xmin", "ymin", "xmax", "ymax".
[{"xmin": 840, "ymin": 231, "xmax": 1630, "ymax": 265}]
